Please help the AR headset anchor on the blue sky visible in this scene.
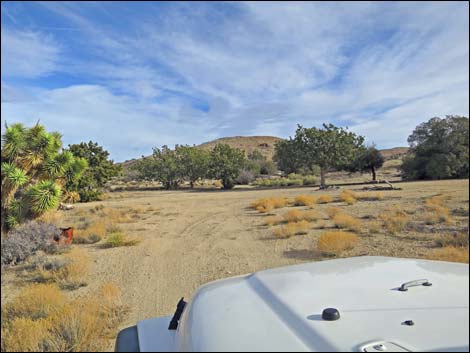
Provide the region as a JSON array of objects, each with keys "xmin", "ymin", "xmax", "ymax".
[{"xmin": 1, "ymin": 1, "xmax": 469, "ymax": 162}]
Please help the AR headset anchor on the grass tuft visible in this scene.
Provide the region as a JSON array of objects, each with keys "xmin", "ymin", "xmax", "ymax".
[
  {"xmin": 273, "ymin": 220, "xmax": 310, "ymax": 238},
  {"xmin": 293, "ymin": 195, "xmax": 316, "ymax": 207},
  {"xmin": 326, "ymin": 207, "xmax": 341, "ymax": 219},
  {"xmin": 103, "ymin": 232, "xmax": 140, "ymax": 248},
  {"xmin": 340, "ymin": 191, "xmax": 357, "ymax": 205},
  {"xmin": 379, "ymin": 208, "xmax": 410, "ymax": 235},
  {"xmin": 332, "ymin": 213, "xmax": 361, "ymax": 232},
  {"xmin": 251, "ymin": 197, "xmax": 289, "ymax": 213},
  {"xmin": 317, "ymin": 231, "xmax": 359, "ymax": 256},
  {"xmin": 317, "ymin": 195, "xmax": 333, "ymax": 204},
  {"xmin": 1, "ymin": 282, "xmax": 128, "ymax": 352},
  {"xmin": 426, "ymin": 246, "xmax": 468, "ymax": 263}
]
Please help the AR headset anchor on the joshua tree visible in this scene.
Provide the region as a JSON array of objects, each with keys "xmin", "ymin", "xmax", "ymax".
[{"xmin": 1, "ymin": 122, "xmax": 87, "ymax": 232}]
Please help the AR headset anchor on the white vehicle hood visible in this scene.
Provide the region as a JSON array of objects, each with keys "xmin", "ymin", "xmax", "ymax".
[{"xmin": 137, "ymin": 256, "xmax": 469, "ymax": 352}]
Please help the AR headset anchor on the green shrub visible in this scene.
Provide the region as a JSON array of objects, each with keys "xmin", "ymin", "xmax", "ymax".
[{"xmin": 103, "ymin": 232, "xmax": 140, "ymax": 248}]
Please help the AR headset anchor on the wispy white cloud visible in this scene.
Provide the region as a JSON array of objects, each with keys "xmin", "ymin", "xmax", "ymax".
[{"xmin": 1, "ymin": 29, "xmax": 61, "ymax": 78}]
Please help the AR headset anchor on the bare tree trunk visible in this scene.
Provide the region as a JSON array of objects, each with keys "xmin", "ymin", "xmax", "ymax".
[
  {"xmin": 320, "ymin": 168, "xmax": 326, "ymax": 188},
  {"xmin": 372, "ymin": 167, "xmax": 376, "ymax": 181}
]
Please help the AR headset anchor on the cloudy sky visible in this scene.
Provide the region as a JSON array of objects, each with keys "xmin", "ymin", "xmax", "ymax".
[{"xmin": 1, "ymin": 1, "xmax": 469, "ymax": 161}]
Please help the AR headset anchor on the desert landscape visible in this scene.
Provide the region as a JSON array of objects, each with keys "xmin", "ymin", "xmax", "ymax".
[
  {"xmin": 2, "ymin": 2, "xmax": 468, "ymax": 351},
  {"xmin": 3, "ymin": 178, "xmax": 468, "ymax": 350}
]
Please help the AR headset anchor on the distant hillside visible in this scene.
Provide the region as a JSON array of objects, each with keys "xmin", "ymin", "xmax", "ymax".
[
  {"xmin": 379, "ymin": 147, "xmax": 409, "ymax": 160},
  {"xmin": 197, "ymin": 136, "xmax": 282, "ymax": 160},
  {"xmin": 119, "ymin": 135, "xmax": 408, "ymax": 171}
]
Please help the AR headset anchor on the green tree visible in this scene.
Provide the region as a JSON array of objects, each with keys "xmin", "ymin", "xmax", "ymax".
[
  {"xmin": 67, "ymin": 141, "xmax": 122, "ymax": 202},
  {"xmin": 247, "ymin": 150, "xmax": 277, "ymax": 175},
  {"xmin": 176, "ymin": 145, "xmax": 210, "ymax": 188},
  {"xmin": 349, "ymin": 145, "xmax": 384, "ymax": 181},
  {"xmin": 133, "ymin": 145, "xmax": 183, "ymax": 189},
  {"xmin": 293, "ymin": 124, "xmax": 365, "ymax": 187},
  {"xmin": 1, "ymin": 123, "xmax": 87, "ymax": 232},
  {"xmin": 401, "ymin": 116, "xmax": 469, "ymax": 180},
  {"xmin": 273, "ymin": 138, "xmax": 303, "ymax": 175},
  {"xmin": 208, "ymin": 144, "xmax": 246, "ymax": 189}
]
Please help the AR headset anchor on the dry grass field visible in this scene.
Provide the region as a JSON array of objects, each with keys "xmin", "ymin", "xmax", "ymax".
[{"xmin": 2, "ymin": 179, "xmax": 468, "ymax": 349}]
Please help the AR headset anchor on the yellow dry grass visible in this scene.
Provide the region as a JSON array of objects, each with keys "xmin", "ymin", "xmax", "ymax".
[
  {"xmin": 251, "ymin": 197, "xmax": 289, "ymax": 213},
  {"xmin": 34, "ymin": 248, "xmax": 90, "ymax": 290},
  {"xmin": 293, "ymin": 195, "xmax": 316, "ymax": 207},
  {"xmin": 37, "ymin": 211, "xmax": 63, "ymax": 226},
  {"xmin": 340, "ymin": 191, "xmax": 357, "ymax": 205},
  {"xmin": 1, "ymin": 317, "xmax": 51, "ymax": 352},
  {"xmin": 1, "ymin": 282, "xmax": 127, "ymax": 352},
  {"xmin": 301, "ymin": 210, "xmax": 320, "ymax": 222},
  {"xmin": 332, "ymin": 213, "xmax": 361, "ymax": 232},
  {"xmin": 1, "ymin": 284, "xmax": 66, "ymax": 322},
  {"xmin": 317, "ymin": 195, "xmax": 333, "ymax": 204},
  {"xmin": 77, "ymin": 219, "xmax": 107, "ymax": 239},
  {"xmin": 326, "ymin": 207, "xmax": 342, "ymax": 219},
  {"xmin": 263, "ymin": 215, "xmax": 284, "ymax": 226},
  {"xmin": 379, "ymin": 208, "xmax": 410, "ymax": 234},
  {"xmin": 317, "ymin": 231, "xmax": 359, "ymax": 256},
  {"xmin": 283, "ymin": 209, "xmax": 304, "ymax": 222},
  {"xmin": 423, "ymin": 196, "xmax": 451, "ymax": 224},
  {"xmin": 273, "ymin": 220, "xmax": 310, "ymax": 238},
  {"xmin": 426, "ymin": 246, "xmax": 469, "ymax": 263}
]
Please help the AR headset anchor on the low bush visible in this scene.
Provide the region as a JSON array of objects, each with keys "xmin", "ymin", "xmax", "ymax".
[
  {"xmin": 426, "ymin": 246, "xmax": 468, "ymax": 263},
  {"xmin": 301, "ymin": 210, "xmax": 320, "ymax": 222},
  {"xmin": 273, "ymin": 220, "xmax": 310, "ymax": 238},
  {"xmin": 73, "ymin": 233, "xmax": 102, "ymax": 244},
  {"xmin": 1, "ymin": 317, "xmax": 50, "ymax": 352},
  {"xmin": 425, "ymin": 195, "xmax": 446, "ymax": 207},
  {"xmin": 317, "ymin": 195, "xmax": 333, "ymax": 204},
  {"xmin": 1, "ymin": 283, "xmax": 66, "ymax": 322},
  {"xmin": 379, "ymin": 208, "xmax": 410, "ymax": 234},
  {"xmin": 74, "ymin": 219, "xmax": 108, "ymax": 244},
  {"xmin": 251, "ymin": 197, "xmax": 289, "ymax": 213},
  {"xmin": 254, "ymin": 174, "xmax": 316, "ymax": 187},
  {"xmin": 326, "ymin": 207, "xmax": 341, "ymax": 219},
  {"xmin": 103, "ymin": 232, "xmax": 140, "ymax": 248},
  {"xmin": 294, "ymin": 195, "xmax": 316, "ymax": 207},
  {"xmin": 33, "ymin": 248, "xmax": 90, "ymax": 290},
  {"xmin": 423, "ymin": 202, "xmax": 451, "ymax": 225},
  {"xmin": 317, "ymin": 231, "xmax": 359, "ymax": 256},
  {"xmin": 302, "ymin": 175, "xmax": 317, "ymax": 186},
  {"xmin": 283, "ymin": 209, "xmax": 304, "ymax": 222},
  {"xmin": 332, "ymin": 213, "xmax": 361, "ymax": 232},
  {"xmin": 235, "ymin": 169, "xmax": 256, "ymax": 185},
  {"xmin": 1, "ymin": 282, "xmax": 127, "ymax": 352},
  {"xmin": 1, "ymin": 221, "xmax": 63, "ymax": 266},
  {"xmin": 263, "ymin": 215, "xmax": 283, "ymax": 226},
  {"xmin": 339, "ymin": 191, "xmax": 357, "ymax": 205}
]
